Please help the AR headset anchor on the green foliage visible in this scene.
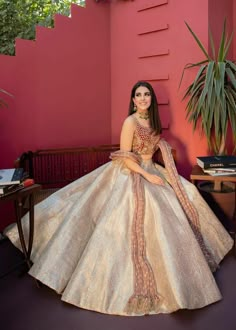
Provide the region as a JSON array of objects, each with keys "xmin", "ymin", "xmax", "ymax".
[
  {"xmin": 0, "ymin": 0, "xmax": 85, "ymax": 55},
  {"xmin": 180, "ymin": 19, "xmax": 236, "ymax": 155}
]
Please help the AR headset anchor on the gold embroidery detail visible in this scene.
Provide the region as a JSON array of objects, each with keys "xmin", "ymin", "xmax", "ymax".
[
  {"xmin": 132, "ymin": 122, "xmax": 160, "ymax": 156},
  {"xmin": 158, "ymin": 140, "xmax": 218, "ymax": 271},
  {"xmin": 125, "ymin": 172, "xmax": 161, "ymax": 314}
]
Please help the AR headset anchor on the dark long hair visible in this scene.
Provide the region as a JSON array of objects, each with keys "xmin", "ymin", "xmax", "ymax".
[{"xmin": 128, "ymin": 81, "xmax": 162, "ymax": 135}]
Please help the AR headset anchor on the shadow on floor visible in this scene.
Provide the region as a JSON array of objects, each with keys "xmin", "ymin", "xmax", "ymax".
[{"xmin": 0, "ymin": 238, "xmax": 236, "ymax": 330}]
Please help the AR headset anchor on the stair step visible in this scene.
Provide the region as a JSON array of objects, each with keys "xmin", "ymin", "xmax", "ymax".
[
  {"xmin": 35, "ymin": 26, "xmax": 55, "ymax": 43},
  {"xmin": 71, "ymin": 3, "xmax": 86, "ymax": 21},
  {"xmin": 54, "ymin": 14, "xmax": 71, "ymax": 29},
  {"xmin": 15, "ymin": 38, "xmax": 36, "ymax": 57}
]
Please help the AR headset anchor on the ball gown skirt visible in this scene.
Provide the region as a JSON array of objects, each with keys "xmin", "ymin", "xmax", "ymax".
[{"xmin": 4, "ymin": 158, "xmax": 233, "ymax": 316}]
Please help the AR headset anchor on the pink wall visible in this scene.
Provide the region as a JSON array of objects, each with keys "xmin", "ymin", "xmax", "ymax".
[
  {"xmin": 0, "ymin": 1, "xmax": 111, "ymax": 230},
  {"xmin": 0, "ymin": 0, "xmax": 235, "ymax": 230},
  {"xmin": 110, "ymin": 0, "xmax": 235, "ymax": 176},
  {"xmin": 232, "ymin": 0, "xmax": 236, "ymax": 60},
  {"xmin": 1, "ymin": 0, "xmax": 234, "ymax": 169},
  {"xmin": 110, "ymin": 0, "xmax": 210, "ymax": 176},
  {"xmin": 0, "ymin": 0, "xmax": 111, "ymax": 170},
  {"xmin": 209, "ymin": 0, "xmax": 234, "ymax": 58},
  {"xmin": 0, "ymin": 55, "xmax": 17, "ymax": 168}
]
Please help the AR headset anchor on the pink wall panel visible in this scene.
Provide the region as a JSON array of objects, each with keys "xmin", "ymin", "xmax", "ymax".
[
  {"xmin": 0, "ymin": 55, "xmax": 17, "ymax": 169},
  {"xmin": 0, "ymin": 0, "xmax": 111, "ymax": 168},
  {"xmin": 234, "ymin": 0, "xmax": 236, "ymax": 59},
  {"xmin": 0, "ymin": 0, "xmax": 111, "ymax": 230},
  {"xmin": 110, "ymin": 0, "xmax": 209, "ymax": 176},
  {"xmin": 0, "ymin": 0, "xmax": 235, "ymax": 230},
  {"xmin": 209, "ymin": 0, "xmax": 234, "ymax": 58}
]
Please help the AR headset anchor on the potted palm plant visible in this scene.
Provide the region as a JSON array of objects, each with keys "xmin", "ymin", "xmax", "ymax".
[{"xmin": 180, "ymin": 19, "xmax": 236, "ymax": 229}]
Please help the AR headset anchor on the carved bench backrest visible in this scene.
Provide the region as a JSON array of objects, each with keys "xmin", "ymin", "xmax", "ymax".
[
  {"xmin": 17, "ymin": 145, "xmax": 120, "ymax": 189},
  {"xmin": 16, "ymin": 144, "xmax": 176, "ymax": 190}
]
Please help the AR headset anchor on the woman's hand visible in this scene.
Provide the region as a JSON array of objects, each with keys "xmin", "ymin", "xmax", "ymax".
[{"xmin": 143, "ymin": 173, "xmax": 165, "ymax": 185}]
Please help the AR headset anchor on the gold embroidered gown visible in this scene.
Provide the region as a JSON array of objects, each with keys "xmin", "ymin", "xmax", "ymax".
[{"xmin": 4, "ymin": 120, "xmax": 233, "ymax": 316}]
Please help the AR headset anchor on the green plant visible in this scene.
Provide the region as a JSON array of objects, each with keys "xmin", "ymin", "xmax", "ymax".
[
  {"xmin": 180, "ymin": 19, "xmax": 236, "ymax": 155},
  {"xmin": 0, "ymin": 0, "xmax": 85, "ymax": 56}
]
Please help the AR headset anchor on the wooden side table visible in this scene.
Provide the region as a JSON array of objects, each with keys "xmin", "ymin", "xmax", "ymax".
[
  {"xmin": 0, "ymin": 184, "xmax": 41, "ymax": 277},
  {"xmin": 190, "ymin": 165, "xmax": 236, "ymax": 186},
  {"xmin": 190, "ymin": 165, "xmax": 236, "ymax": 255}
]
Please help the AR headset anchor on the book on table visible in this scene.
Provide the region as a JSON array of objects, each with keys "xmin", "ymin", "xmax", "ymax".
[
  {"xmin": 0, "ymin": 168, "xmax": 24, "ymax": 186},
  {"xmin": 0, "ymin": 183, "xmax": 24, "ymax": 195},
  {"xmin": 203, "ymin": 168, "xmax": 236, "ymax": 176},
  {"xmin": 196, "ymin": 155, "xmax": 236, "ymax": 169}
]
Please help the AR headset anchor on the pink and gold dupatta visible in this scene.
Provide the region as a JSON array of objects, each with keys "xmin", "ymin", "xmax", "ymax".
[{"xmin": 110, "ymin": 139, "xmax": 217, "ymax": 314}]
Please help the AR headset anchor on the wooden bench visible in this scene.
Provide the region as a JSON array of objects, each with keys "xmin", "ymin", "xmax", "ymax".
[
  {"xmin": 15, "ymin": 144, "xmax": 174, "ymax": 204},
  {"xmin": 15, "ymin": 144, "xmax": 120, "ymax": 204}
]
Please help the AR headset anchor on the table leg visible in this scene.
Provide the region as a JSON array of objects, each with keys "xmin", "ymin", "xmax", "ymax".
[
  {"xmin": 234, "ymin": 184, "xmax": 236, "ymax": 256},
  {"xmin": 14, "ymin": 198, "xmax": 32, "ymax": 269},
  {"xmin": 27, "ymin": 193, "xmax": 34, "ymax": 260},
  {"xmin": 0, "ymin": 184, "xmax": 41, "ymax": 279}
]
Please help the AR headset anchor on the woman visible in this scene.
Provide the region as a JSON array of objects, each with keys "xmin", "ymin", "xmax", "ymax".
[{"xmin": 5, "ymin": 81, "xmax": 233, "ymax": 316}]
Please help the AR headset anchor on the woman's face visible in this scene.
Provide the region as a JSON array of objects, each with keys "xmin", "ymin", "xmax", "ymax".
[{"xmin": 133, "ymin": 86, "xmax": 151, "ymax": 112}]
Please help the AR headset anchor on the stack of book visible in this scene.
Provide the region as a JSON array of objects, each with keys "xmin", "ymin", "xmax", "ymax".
[
  {"xmin": 0, "ymin": 168, "xmax": 25, "ymax": 196},
  {"xmin": 196, "ymin": 155, "xmax": 236, "ymax": 176}
]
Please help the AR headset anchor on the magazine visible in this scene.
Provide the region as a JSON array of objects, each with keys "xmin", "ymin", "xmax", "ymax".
[{"xmin": 0, "ymin": 168, "xmax": 24, "ymax": 186}]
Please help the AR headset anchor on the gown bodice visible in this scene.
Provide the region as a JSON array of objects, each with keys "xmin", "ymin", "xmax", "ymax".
[{"xmin": 132, "ymin": 119, "xmax": 160, "ymax": 156}]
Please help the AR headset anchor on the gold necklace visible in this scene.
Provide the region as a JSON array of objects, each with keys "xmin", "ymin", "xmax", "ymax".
[{"xmin": 138, "ymin": 112, "xmax": 149, "ymax": 120}]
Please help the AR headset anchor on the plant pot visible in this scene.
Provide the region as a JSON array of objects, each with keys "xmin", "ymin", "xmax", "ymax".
[{"xmin": 198, "ymin": 181, "xmax": 236, "ymax": 232}]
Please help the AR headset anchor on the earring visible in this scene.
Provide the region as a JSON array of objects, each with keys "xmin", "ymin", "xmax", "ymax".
[{"xmin": 133, "ymin": 104, "xmax": 137, "ymax": 112}]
